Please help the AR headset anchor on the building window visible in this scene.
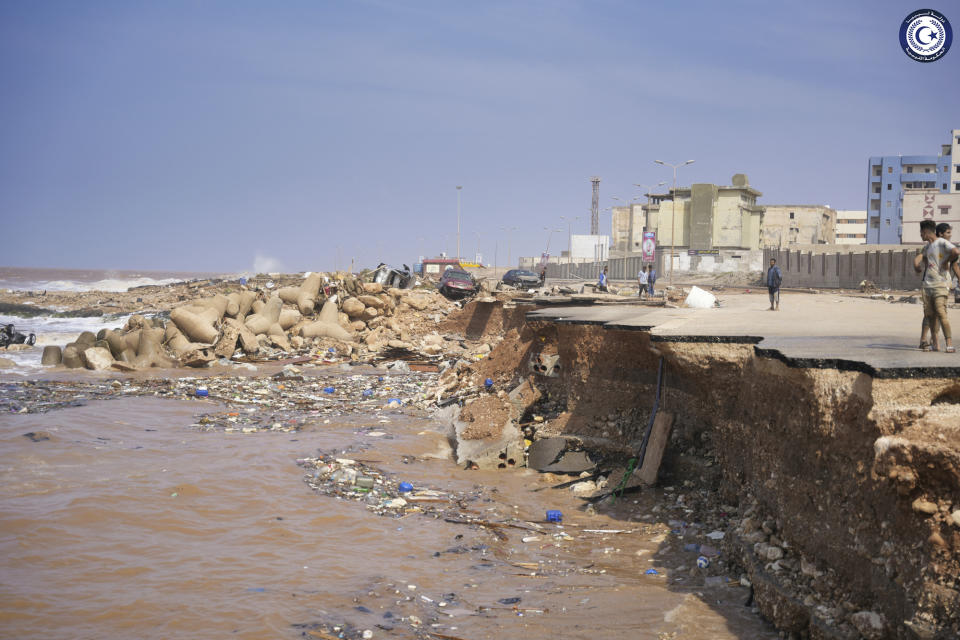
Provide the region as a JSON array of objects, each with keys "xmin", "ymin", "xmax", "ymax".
[
  {"xmin": 888, "ymin": 167, "xmax": 893, "ymax": 174},
  {"xmin": 906, "ymin": 167, "xmax": 913, "ymax": 173},
  {"xmin": 945, "ymin": 184, "xmax": 948, "ymax": 190},
  {"xmin": 789, "ymin": 212, "xmax": 794, "ymax": 219},
  {"xmin": 925, "ymin": 168, "xmax": 932, "ymax": 173},
  {"xmin": 940, "ymin": 207, "xmax": 952, "ymax": 216},
  {"xmin": 873, "ymin": 166, "xmax": 881, "ymax": 176},
  {"xmin": 887, "ymin": 183, "xmax": 891, "ymax": 190}
]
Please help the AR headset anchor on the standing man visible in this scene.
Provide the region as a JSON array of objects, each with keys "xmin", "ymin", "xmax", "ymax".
[
  {"xmin": 936, "ymin": 223, "xmax": 960, "ymax": 304},
  {"xmin": 766, "ymin": 258, "xmax": 782, "ymax": 311},
  {"xmin": 914, "ymin": 219, "xmax": 958, "ymax": 352},
  {"xmin": 598, "ymin": 266, "xmax": 609, "ymax": 292},
  {"xmin": 647, "ymin": 265, "xmax": 657, "ymax": 297},
  {"xmin": 637, "ymin": 266, "xmax": 648, "ymax": 298}
]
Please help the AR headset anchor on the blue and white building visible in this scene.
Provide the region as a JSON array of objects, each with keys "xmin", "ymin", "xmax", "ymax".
[{"xmin": 867, "ymin": 128, "xmax": 960, "ymax": 244}]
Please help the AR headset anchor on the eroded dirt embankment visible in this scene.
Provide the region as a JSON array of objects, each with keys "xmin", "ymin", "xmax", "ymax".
[{"xmin": 449, "ymin": 302, "xmax": 960, "ymax": 639}]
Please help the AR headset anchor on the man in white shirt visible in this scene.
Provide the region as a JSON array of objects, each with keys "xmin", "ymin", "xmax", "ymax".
[
  {"xmin": 914, "ymin": 219, "xmax": 960, "ymax": 352},
  {"xmin": 637, "ymin": 267, "xmax": 648, "ymax": 298}
]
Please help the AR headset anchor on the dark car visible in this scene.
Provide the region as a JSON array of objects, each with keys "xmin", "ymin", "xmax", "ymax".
[
  {"xmin": 502, "ymin": 269, "xmax": 540, "ymax": 290},
  {"xmin": 438, "ymin": 268, "xmax": 477, "ymax": 299}
]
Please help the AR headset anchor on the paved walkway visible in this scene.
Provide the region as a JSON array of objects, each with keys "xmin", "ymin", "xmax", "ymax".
[{"xmin": 527, "ymin": 292, "xmax": 960, "ymax": 378}]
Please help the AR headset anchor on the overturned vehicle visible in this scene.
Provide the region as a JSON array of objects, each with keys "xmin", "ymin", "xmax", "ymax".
[
  {"xmin": 1, "ymin": 324, "xmax": 37, "ymax": 348},
  {"xmin": 372, "ymin": 264, "xmax": 416, "ymax": 289}
]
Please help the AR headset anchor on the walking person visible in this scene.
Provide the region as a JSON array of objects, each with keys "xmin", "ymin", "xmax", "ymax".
[
  {"xmin": 637, "ymin": 266, "xmax": 648, "ymax": 298},
  {"xmin": 647, "ymin": 265, "xmax": 657, "ymax": 297},
  {"xmin": 914, "ymin": 219, "xmax": 959, "ymax": 352},
  {"xmin": 598, "ymin": 266, "xmax": 609, "ymax": 292},
  {"xmin": 766, "ymin": 258, "xmax": 782, "ymax": 311}
]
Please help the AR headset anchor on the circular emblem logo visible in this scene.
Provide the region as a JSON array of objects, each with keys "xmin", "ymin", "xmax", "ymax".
[{"xmin": 900, "ymin": 9, "xmax": 952, "ymax": 62}]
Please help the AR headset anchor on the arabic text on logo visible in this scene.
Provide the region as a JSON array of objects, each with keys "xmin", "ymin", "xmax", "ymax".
[{"xmin": 900, "ymin": 9, "xmax": 952, "ymax": 62}]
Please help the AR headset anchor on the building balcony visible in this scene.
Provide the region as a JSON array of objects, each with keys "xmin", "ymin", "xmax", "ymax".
[{"xmin": 900, "ymin": 173, "xmax": 938, "ymax": 184}]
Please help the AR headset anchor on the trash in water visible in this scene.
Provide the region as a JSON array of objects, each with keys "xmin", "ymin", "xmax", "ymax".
[
  {"xmin": 546, "ymin": 510, "xmax": 563, "ymax": 523},
  {"xmin": 398, "ymin": 481, "xmax": 413, "ymax": 493},
  {"xmin": 645, "ymin": 569, "xmax": 659, "ymax": 575},
  {"xmin": 697, "ymin": 555, "xmax": 710, "ymax": 569},
  {"xmin": 196, "ymin": 387, "xmax": 209, "ymax": 397}
]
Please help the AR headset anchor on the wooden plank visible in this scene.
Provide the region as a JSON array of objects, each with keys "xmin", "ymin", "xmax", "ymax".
[{"xmin": 636, "ymin": 411, "xmax": 674, "ymax": 485}]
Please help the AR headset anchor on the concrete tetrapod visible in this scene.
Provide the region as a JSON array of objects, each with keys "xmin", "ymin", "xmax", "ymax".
[
  {"xmin": 279, "ymin": 309, "xmax": 302, "ymax": 330},
  {"xmin": 134, "ymin": 326, "xmax": 173, "ymax": 368},
  {"xmin": 170, "ymin": 306, "xmax": 220, "ymax": 344},
  {"xmin": 41, "ymin": 345, "xmax": 62, "ymax": 365},
  {"xmin": 300, "ymin": 299, "xmax": 353, "ymax": 341},
  {"xmin": 297, "ymin": 273, "xmax": 323, "ymax": 316},
  {"xmin": 245, "ymin": 296, "xmax": 282, "ymax": 335},
  {"xmin": 61, "ymin": 345, "xmax": 83, "ymax": 369}
]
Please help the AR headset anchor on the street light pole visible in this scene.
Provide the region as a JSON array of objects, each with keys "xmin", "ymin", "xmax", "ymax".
[
  {"xmin": 560, "ymin": 215, "xmax": 580, "ymax": 280},
  {"xmin": 456, "ymin": 186, "xmax": 463, "ymax": 262},
  {"xmin": 501, "ymin": 226, "xmax": 517, "ymax": 271},
  {"xmin": 653, "ymin": 160, "xmax": 695, "ymax": 286}
]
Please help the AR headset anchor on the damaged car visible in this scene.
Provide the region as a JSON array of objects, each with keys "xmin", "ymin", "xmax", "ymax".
[
  {"xmin": 438, "ymin": 268, "xmax": 477, "ymax": 299},
  {"xmin": 501, "ymin": 269, "xmax": 540, "ymax": 290}
]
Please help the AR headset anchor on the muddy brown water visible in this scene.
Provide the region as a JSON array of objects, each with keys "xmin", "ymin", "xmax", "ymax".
[{"xmin": 0, "ymin": 391, "xmax": 777, "ymax": 639}]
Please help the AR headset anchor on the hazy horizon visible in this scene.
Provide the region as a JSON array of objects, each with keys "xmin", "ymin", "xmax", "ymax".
[{"xmin": 2, "ymin": 1, "xmax": 958, "ymax": 272}]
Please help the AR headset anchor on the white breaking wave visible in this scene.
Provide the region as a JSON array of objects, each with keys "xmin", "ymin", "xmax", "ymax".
[
  {"xmin": 14, "ymin": 277, "xmax": 185, "ymax": 293},
  {"xmin": 0, "ymin": 314, "xmax": 132, "ymax": 374}
]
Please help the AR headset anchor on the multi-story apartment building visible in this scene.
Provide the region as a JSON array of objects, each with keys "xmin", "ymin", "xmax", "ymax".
[
  {"xmin": 867, "ymin": 128, "xmax": 960, "ymax": 244},
  {"xmin": 834, "ymin": 210, "xmax": 867, "ymax": 244}
]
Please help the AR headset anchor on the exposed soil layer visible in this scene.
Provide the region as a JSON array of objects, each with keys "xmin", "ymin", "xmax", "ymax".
[{"xmin": 465, "ymin": 320, "xmax": 960, "ymax": 638}]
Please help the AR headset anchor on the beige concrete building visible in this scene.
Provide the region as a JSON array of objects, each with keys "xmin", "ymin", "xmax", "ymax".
[
  {"xmin": 643, "ymin": 174, "xmax": 764, "ymax": 251},
  {"xmin": 611, "ymin": 203, "xmax": 645, "ymax": 253},
  {"xmin": 761, "ymin": 205, "xmax": 836, "ymax": 247},
  {"xmin": 901, "ymin": 189, "xmax": 960, "ymax": 243},
  {"xmin": 834, "ymin": 210, "xmax": 867, "ymax": 244}
]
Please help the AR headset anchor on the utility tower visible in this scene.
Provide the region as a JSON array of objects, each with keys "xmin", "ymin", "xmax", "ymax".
[{"xmin": 590, "ymin": 176, "xmax": 601, "ymax": 235}]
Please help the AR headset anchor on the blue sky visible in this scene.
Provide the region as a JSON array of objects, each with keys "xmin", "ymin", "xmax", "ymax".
[{"xmin": 1, "ymin": 0, "xmax": 958, "ymax": 272}]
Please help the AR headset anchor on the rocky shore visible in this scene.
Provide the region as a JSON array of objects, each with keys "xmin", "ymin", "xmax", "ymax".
[{"xmin": 3, "ymin": 273, "xmax": 959, "ymax": 639}]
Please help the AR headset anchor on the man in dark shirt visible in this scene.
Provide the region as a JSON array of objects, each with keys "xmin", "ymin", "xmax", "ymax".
[{"xmin": 766, "ymin": 259, "xmax": 782, "ymax": 311}]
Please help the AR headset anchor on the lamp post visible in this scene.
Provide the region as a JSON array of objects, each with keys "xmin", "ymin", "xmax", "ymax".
[
  {"xmin": 501, "ymin": 226, "xmax": 517, "ymax": 271},
  {"xmin": 559, "ymin": 215, "xmax": 580, "ymax": 279},
  {"xmin": 456, "ymin": 186, "xmax": 463, "ymax": 262},
  {"xmin": 653, "ymin": 159, "xmax": 695, "ymax": 285}
]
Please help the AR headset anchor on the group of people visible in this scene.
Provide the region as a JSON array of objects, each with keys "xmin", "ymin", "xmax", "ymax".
[
  {"xmin": 636, "ymin": 265, "xmax": 656, "ymax": 298},
  {"xmin": 596, "ymin": 265, "xmax": 657, "ymax": 296},
  {"xmin": 916, "ymin": 220, "xmax": 960, "ymax": 353}
]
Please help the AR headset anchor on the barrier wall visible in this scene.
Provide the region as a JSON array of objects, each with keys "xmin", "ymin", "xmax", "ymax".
[
  {"xmin": 546, "ymin": 246, "xmax": 926, "ymax": 290},
  {"xmin": 764, "ymin": 247, "xmax": 923, "ymax": 290}
]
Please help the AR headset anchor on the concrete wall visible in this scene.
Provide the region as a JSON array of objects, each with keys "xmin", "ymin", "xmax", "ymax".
[
  {"xmin": 545, "ymin": 249, "xmax": 764, "ymax": 281},
  {"xmin": 764, "ymin": 246, "xmax": 923, "ymax": 290}
]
